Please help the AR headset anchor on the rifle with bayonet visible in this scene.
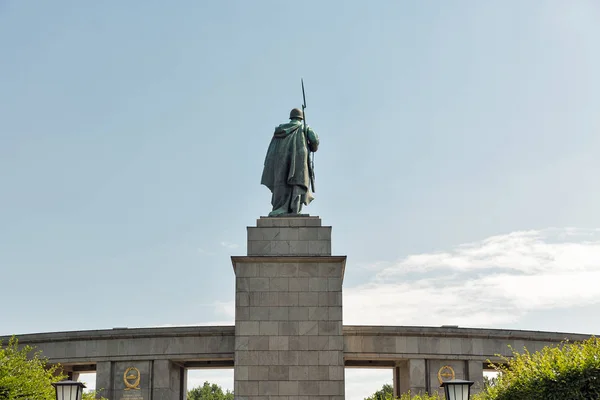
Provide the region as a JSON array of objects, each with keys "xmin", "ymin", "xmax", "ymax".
[{"xmin": 301, "ymin": 78, "xmax": 316, "ymax": 193}]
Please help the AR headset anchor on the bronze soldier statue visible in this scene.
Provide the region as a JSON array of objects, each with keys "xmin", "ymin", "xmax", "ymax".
[{"xmin": 261, "ymin": 108, "xmax": 319, "ymax": 216}]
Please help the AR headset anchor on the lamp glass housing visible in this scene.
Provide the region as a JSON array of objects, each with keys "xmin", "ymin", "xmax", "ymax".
[
  {"xmin": 441, "ymin": 379, "xmax": 474, "ymax": 400},
  {"xmin": 52, "ymin": 380, "xmax": 86, "ymax": 400}
]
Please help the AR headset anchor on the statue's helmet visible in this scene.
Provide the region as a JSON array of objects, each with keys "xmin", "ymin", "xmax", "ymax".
[{"xmin": 289, "ymin": 108, "xmax": 304, "ymax": 120}]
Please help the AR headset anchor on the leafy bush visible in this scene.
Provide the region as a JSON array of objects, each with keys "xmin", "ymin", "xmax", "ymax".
[
  {"xmin": 364, "ymin": 383, "xmax": 441, "ymax": 400},
  {"xmin": 0, "ymin": 337, "xmax": 107, "ymax": 400},
  {"xmin": 397, "ymin": 391, "xmax": 441, "ymax": 400},
  {"xmin": 474, "ymin": 337, "xmax": 600, "ymax": 400},
  {"xmin": 187, "ymin": 381, "xmax": 234, "ymax": 400},
  {"xmin": 83, "ymin": 389, "xmax": 108, "ymax": 400},
  {"xmin": 364, "ymin": 383, "xmax": 394, "ymax": 400},
  {"xmin": 0, "ymin": 337, "xmax": 65, "ymax": 400}
]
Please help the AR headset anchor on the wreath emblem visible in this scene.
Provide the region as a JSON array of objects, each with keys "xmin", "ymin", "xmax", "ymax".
[
  {"xmin": 123, "ymin": 367, "xmax": 141, "ymax": 390},
  {"xmin": 437, "ymin": 365, "xmax": 456, "ymax": 384}
]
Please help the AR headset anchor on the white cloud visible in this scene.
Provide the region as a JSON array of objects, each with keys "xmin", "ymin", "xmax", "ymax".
[
  {"xmin": 187, "ymin": 369, "xmax": 234, "ymax": 393},
  {"xmin": 213, "ymin": 300, "xmax": 235, "ymax": 320},
  {"xmin": 220, "ymin": 241, "xmax": 239, "ymax": 250},
  {"xmin": 78, "ymin": 372, "xmax": 96, "ymax": 391},
  {"xmin": 197, "ymin": 248, "xmax": 215, "ymax": 255},
  {"xmin": 345, "ymin": 369, "xmax": 392, "ymax": 400},
  {"xmin": 136, "ymin": 302, "xmax": 235, "ymax": 329},
  {"xmin": 344, "ymin": 228, "xmax": 600, "ymax": 327}
]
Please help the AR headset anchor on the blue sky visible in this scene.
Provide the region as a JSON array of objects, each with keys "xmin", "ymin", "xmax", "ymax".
[{"xmin": 1, "ymin": 1, "xmax": 599, "ymax": 398}]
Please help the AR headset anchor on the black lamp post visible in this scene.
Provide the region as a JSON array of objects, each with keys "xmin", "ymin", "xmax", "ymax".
[
  {"xmin": 440, "ymin": 379, "xmax": 474, "ymax": 400},
  {"xmin": 52, "ymin": 380, "xmax": 86, "ymax": 400}
]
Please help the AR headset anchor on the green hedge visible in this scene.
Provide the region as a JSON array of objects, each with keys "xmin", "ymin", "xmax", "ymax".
[
  {"xmin": 365, "ymin": 383, "xmax": 441, "ymax": 400},
  {"xmin": 397, "ymin": 391, "xmax": 441, "ymax": 400},
  {"xmin": 474, "ymin": 337, "xmax": 600, "ymax": 400}
]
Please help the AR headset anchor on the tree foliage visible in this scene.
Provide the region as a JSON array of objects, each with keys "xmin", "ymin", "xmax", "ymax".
[
  {"xmin": 397, "ymin": 392, "xmax": 441, "ymax": 400},
  {"xmin": 0, "ymin": 337, "xmax": 107, "ymax": 400},
  {"xmin": 187, "ymin": 381, "xmax": 234, "ymax": 400},
  {"xmin": 474, "ymin": 337, "xmax": 600, "ymax": 400},
  {"xmin": 364, "ymin": 383, "xmax": 441, "ymax": 400},
  {"xmin": 364, "ymin": 383, "xmax": 394, "ymax": 400},
  {"xmin": 0, "ymin": 337, "xmax": 65, "ymax": 400},
  {"xmin": 82, "ymin": 389, "xmax": 107, "ymax": 400}
]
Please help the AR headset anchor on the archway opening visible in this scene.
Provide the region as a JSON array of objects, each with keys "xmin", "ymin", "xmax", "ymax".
[
  {"xmin": 345, "ymin": 367, "xmax": 393, "ymax": 400},
  {"xmin": 186, "ymin": 368, "xmax": 234, "ymax": 398},
  {"xmin": 77, "ymin": 372, "xmax": 97, "ymax": 393}
]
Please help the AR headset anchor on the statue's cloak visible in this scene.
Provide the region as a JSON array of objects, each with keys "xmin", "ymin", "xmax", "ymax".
[{"xmin": 261, "ymin": 121, "xmax": 313, "ymax": 205}]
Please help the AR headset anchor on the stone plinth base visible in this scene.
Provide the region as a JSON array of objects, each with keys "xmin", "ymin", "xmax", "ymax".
[
  {"xmin": 232, "ymin": 216, "xmax": 345, "ymax": 400},
  {"xmin": 247, "ymin": 216, "xmax": 331, "ymax": 256}
]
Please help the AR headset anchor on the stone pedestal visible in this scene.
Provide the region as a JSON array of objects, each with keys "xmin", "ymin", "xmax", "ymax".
[{"xmin": 232, "ymin": 216, "xmax": 346, "ymax": 400}]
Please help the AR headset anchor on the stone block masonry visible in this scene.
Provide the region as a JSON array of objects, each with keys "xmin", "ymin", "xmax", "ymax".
[
  {"xmin": 232, "ymin": 215, "xmax": 346, "ymax": 400},
  {"xmin": 247, "ymin": 216, "xmax": 331, "ymax": 256}
]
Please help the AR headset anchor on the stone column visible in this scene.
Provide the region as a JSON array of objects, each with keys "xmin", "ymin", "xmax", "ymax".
[
  {"xmin": 232, "ymin": 215, "xmax": 346, "ymax": 400},
  {"xmin": 152, "ymin": 360, "xmax": 185, "ymax": 400},
  {"xmin": 95, "ymin": 361, "xmax": 113, "ymax": 399},
  {"xmin": 398, "ymin": 359, "xmax": 427, "ymax": 395},
  {"xmin": 393, "ymin": 363, "xmax": 401, "ymax": 398},
  {"xmin": 467, "ymin": 361, "xmax": 484, "ymax": 394},
  {"xmin": 52, "ymin": 365, "xmax": 79, "ymax": 381}
]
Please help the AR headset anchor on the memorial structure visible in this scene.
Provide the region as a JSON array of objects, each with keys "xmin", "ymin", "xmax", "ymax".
[
  {"xmin": 232, "ymin": 215, "xmax": 344, "ymax": 399},
  {"xmin": 2, "ymin": 104, "xmax": 597, "ymax": 399}
]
